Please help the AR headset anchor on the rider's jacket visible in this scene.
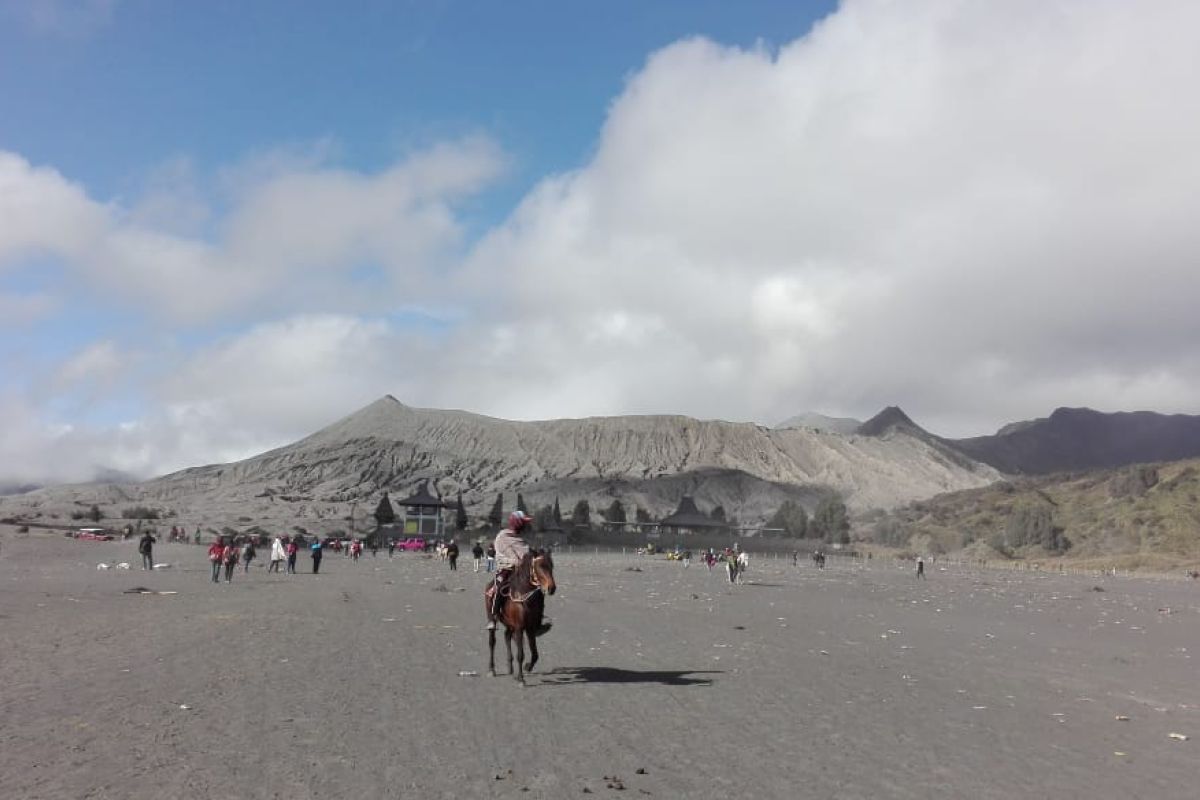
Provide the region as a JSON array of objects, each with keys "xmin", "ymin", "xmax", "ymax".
[{"xmin": 493, "ymin": 529, "xmax": 529, "ymax": 572}]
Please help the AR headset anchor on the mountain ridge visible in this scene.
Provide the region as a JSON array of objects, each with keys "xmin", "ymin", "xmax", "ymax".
[{"xmin": 0, "ymin": 396, "xmax": 1001, "ymax": 531}]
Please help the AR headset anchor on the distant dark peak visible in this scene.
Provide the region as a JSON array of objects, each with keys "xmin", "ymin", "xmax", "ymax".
[
  {"xmin": 1049, "ymin": 406, "xmax": 1098, "ymax": 420},
  {"xmin": 857, "ymin": 406, "xmax": 921, "ymax": 437},
  {"xmin": 996, "ymin": 418, "xmax": 1041, "ymax": 436},
  {"xmin": 949, "ymin": 406, "xmax": 1200, "ymax": 475},
  {"xmin": 382, "ymin": 394, "xmax": 404, "ymax": 405}
]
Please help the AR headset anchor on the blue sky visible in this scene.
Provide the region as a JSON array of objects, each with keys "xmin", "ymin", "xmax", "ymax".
[
  {"xmin": 1, "ymin": 1, "xmax": 831, "ymax": 217},
  {"xmin": 2, "ymin": 0, "xmax": 1200, "ymax": 484}
]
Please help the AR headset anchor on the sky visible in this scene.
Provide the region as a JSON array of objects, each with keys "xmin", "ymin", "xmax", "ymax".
[{"xmin": 3, "ymin": 0, "xmax": 1200, "ymax": 486}]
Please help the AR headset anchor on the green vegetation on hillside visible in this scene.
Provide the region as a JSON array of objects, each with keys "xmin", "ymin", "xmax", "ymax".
[{"xmin": 866, "ymin": 460, "xmax": 1200, "ymax": 569}]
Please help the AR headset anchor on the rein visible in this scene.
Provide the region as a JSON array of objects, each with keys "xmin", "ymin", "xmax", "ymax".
[{"xmin": 507, "ymin": 557, "xmax": 546, "ymax": 604}]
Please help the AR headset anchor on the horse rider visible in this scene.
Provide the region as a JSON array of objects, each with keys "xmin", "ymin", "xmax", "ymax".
[{"xmin": 487, "ymin": 510, "xmax": 532, "ymax": 630}]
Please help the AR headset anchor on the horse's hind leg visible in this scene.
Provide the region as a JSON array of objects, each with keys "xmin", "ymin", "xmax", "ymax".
[{"xmin": 488, "ymin": 628, "xmax": 497, "ymax": 677}]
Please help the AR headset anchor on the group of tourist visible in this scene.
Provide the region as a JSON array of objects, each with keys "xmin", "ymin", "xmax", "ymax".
[
  {"xmin": 434, "ymin": 540, "xmax": 460, "ymax": 570},
  {"xmin": 206, "ymin": 535, "xmax": 308, "ymax": 583}
]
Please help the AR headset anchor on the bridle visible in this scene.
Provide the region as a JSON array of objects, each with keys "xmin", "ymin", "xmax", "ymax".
[{"xmin": 508, "ymin": 555, "xmax": 551, "ymax": 604}]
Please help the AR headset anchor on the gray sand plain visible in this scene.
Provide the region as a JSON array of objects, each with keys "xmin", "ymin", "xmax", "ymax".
[{"xmin": 1, "ymin": 530, "xmax": 1197, "ymax": 799}]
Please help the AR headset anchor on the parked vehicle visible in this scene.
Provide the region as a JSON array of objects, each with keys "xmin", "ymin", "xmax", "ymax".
[
  {"xmin": 74, "ymin": 528, "xmax": 114, "ymax": 541},
  {"xmin": 396, "ymin": 537, "xmax": 426, "ymax": 552}
]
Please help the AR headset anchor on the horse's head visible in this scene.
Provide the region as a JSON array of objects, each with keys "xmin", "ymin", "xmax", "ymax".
[{"xmin": 532, "ymin": 550, "xmax": 556, "ymax": 595}]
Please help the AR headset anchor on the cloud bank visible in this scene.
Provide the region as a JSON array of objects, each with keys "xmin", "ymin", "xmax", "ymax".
[{"xmin": 3, "ymin": 0, "xmax": 1200, "ymax": 484}]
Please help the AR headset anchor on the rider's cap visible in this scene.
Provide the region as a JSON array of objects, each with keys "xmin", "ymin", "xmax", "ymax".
[{"xmin": 509, "ymin": 510, "xmax": 532, "ymax": 529}]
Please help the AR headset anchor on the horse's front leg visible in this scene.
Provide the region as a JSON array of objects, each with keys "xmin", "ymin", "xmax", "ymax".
[
  {"xmin": 488, "ymin": 627, "xmax": 497, "ymax": 677},
  {"xmin": 525, "ymin": 628, "xmax": 539, "ymax": 673},
  {"xmin": 504, "ymin": 628, "xmax": 514, "ymax": 675},
  {"xmin": 514, "ymin": 625, "xmax": 526, "ymax": 685}
]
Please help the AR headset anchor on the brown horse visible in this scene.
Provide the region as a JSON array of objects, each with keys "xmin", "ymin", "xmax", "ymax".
[{"xmin": 485, "ymin": 550, "xmax": 556, "ymax": 684}]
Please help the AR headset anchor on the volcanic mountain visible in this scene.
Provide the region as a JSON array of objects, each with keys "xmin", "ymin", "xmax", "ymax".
[
  {"xmin": 0, "ymin": 396, "xmax": 1001, "ymax": 530},
  {"xmin": 946, "ymin": 407, "xmax": 1200, "ymax": 475}
]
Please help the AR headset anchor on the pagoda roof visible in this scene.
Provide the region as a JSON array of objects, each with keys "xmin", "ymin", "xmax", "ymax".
[
  {"xmin": 659, "ymin": 496, "xmax": 725, "ymax": 529},
  {"xmin": 396, "ymin": 481, "xmax": 451, "ymax": 508}
]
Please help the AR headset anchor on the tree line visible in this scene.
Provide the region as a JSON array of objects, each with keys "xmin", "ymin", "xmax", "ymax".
[{"xmin": 369, "ymin": 489, "xmax": 850, "ymax": 543}]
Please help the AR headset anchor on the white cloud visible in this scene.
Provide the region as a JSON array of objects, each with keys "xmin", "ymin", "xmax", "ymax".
[
  {"xmin": 55, "ymin": 340, "xmax": 121, "ymax": 388},
  {"xmin": 0, "ymin": 137, "xmax": 507, "ymax": 323},
  {"xmin": 0, "ymin": 291, "xmax": 58, "ymax": 326},
  {"xmin": 5, "ymin": 0, "xmax": 1200, "ymax": 483},
  {"xmin": 452, "ymin": 0, "xmax": 1200, "ymax": 433}
]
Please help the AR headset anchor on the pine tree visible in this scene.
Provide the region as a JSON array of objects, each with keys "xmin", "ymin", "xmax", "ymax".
[
  {"xmin": 488, "ymin": 492, "xmax": 504, "ymax": 527},
  {"xmin": 605, "ymin": 499, "xmax": 626, "ymax": 524},
  {"xmin": 517, "ymin": 493, "xmax": 528, "ymax": 515},
  {"xmin": 767, "ymin": 501, "xmax": 808, "ymax": 538},
  {"xmin": 455, "ymin": 492, "xmax": 468, "ymax": 532},
  {"xmin": 535, "ymin": 505, "xmax": 554, "ymax": 532},
  {"xmin": 553, "ymin": 496, "xmax": 562, "ymax": 526},
  {"xmin": 571, "ymin": 499, "xmax": 592, "ymax": 529},
  {"xmin": 373, "ymin": 493, "xmax": 396, "ymax": 527},
  {"xmin": 88, "ymin": 504, "xmax": 102, "ymax": 523},
  {"xmin": 811, "ymin": 496, "xmax": 849, "ymax": 544}
]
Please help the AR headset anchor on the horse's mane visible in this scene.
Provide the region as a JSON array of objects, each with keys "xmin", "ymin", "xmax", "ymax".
[
  {"xmin": 511, "ymin": 550, "xmax": 535, "ymax": 591},
  {"xmin": 511, "ymin": 549, "xmax": 552, "ymax": 591}
]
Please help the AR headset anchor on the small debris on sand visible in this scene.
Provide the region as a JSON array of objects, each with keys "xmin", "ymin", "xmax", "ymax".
[{"xmin": 1167, "ymin": 732, "xmax": 1189, "ymax": 741}]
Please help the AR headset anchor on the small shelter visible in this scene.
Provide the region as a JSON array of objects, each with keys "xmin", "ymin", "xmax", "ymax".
[
  {"xmin": 659, "ymin": 496, "xmax": 727, "ymax": 535},
  {"xmin": 396, "ymin": 481, "xmax": 451, "ymax": 539}
]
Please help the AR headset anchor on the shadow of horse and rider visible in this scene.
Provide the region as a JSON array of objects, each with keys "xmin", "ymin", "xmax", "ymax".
[{"xmin": 483, "ymin": 549, "xmax": 720, "ymax": 688}]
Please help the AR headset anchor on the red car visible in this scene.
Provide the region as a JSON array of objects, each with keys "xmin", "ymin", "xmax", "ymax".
[
  {"xmin": 74, "ymin": 528, "xmax": 114, "ymax": 541},
  {"xmin": 395, "ymin": 537, "xmax": 426, "ymax": 552}
]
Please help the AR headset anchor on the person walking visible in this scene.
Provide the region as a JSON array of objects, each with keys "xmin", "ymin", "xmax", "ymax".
[
  {"xmin": 285, "ymin": 539, "xmax": 298, "ymax": 575},
  {"xmin": 268, "ymin": 536, "xmax": 285, "ymax": 573},
  {"xmin": 242, "ymin": 539, "xmax": 257, "ymax": 573},
  {"xmin": 310, "ymin": 539, "xmax": 324, "ymax": 574},
  {"xmin": 446, "ymin": 540, "xmax": 459, "ymax": 571},
  {"xmin": 916, "ymin": 555, "xmax": 926, "ymax": 580},
  {"xmin": 387, "ymin": 538, "xmax": 396, "ymax": 558},
  {"xmin": 222, "ymin": 540, "xmax": 239, "ymax": 583},
  {"xmin": 208, "ymin": 538, "xmax": 224, "ymax": 583},
  {"xmin": 485, "ymin": 543, "xmax": 496, "ymax": 573},
  {"xmin": 138, "ymin": 530, "xmax": 157, "ymax": 571},
  {"xmin": 471, "ymin": 541, "xmax": 484, "ymax": 572}
]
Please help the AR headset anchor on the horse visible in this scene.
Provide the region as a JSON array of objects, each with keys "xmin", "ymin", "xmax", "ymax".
[{"xmin": 485, "ymin": 550, "xmax": 556, "ymax": 684}]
